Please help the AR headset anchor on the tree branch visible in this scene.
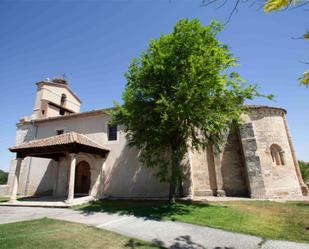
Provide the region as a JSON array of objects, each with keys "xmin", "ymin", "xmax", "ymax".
[{"xmin": 225, "ymin": 0, "xmax": 240, "ymax": 24}]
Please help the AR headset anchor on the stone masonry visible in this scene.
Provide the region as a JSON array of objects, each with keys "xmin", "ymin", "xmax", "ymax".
[{"xmin": 188, "ymin": 106, "xmax": 307, "ymax": 199}]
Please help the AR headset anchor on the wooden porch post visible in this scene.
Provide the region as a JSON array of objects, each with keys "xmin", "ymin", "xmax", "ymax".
[
  {"xmin": 9, "ymin": 157, "xmax": 23, "ymax": 202},
  {"xmin": 67, "ymin": 153, "xmax": 76, "ymax": 203}
]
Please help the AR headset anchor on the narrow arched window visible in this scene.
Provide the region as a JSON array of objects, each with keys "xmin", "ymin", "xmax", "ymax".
[
  {"xmin": 60, "ymin": 94, "xmax": 67, "ymax": 106},
  {"xmin": 270, "ymin": 144, "xmax": 285, "ymax": 166}
]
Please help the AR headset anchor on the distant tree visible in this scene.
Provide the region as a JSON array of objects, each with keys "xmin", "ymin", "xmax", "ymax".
[
  {"xmin": 201, "ymin": 0, "xmax": 309, "ymax": 87},
  {"xmin": 111, "ymin": 19, "xmax": 271, "ymax": 202},
  {"xmin": 299, "ymin": 160, "xmax": 309, "ymax": 186},
  {"xmin": 0, "ymin": 170, "xmax": 8, "ymax": 185}
]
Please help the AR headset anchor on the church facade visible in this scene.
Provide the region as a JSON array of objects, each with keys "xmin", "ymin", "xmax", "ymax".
[{"xmin": 5, "ymin": 79, "xmax": 308, "ymax": 202}]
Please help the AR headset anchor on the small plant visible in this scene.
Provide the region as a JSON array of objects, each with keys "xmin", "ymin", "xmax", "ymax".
[{"xmin": 299, "ymin": 160, "xmax": 309, "ymax": 186}]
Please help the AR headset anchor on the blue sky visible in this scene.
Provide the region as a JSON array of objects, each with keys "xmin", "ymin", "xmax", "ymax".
[{"xmin": 0, "ymin": 0, "xmax": 308, "ymax": 171}]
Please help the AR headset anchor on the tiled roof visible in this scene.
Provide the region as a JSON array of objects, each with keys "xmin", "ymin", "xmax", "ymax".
[
  {"xmin": 10, "ymin": 132, "xmax": 109, "ymax": 152},
  {"xmin": 245, "ymin": 105, "xmax": 287, "ymax": 114},
  {"xmin": 18, "ymin": 105, "xmax": 287, "ymax": 126},
  {"xmin": 18, "ymin": 108, "xmax": 113, "ymax": 125}
]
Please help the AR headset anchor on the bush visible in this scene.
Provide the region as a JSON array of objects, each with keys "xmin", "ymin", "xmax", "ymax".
[
  {"xmin": 0, "ymin": 169, "xmax": 8, "ymax": 185},
  {"xmin": 299, "ymin": 160, "xmax": 309, "ymax": 186}
]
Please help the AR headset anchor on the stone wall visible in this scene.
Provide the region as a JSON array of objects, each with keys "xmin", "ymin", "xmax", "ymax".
[
  {"xmin": 53, "ymin": 153, "xmax": 105, "ymax": 198},
  {"xmin": 238, "ymin": 123, "xmax": 266, "ymax": 198},
  {"xmin": 189, "ymin": 146, "xmax": 215, "ymax": 196},
  {"xmin": 189, "ymin": 128, "xmax": 249, "ymax": 198},
  {"xmin": 241, "ymin": 107, "xmax": 303, "ymax": 198},
  {"xmin": 189, "ymin": 106, "xmax": 303, "ymax": 199},
  {"xmin": 221, "ymin": 128, "xmax": 248, "ymax": 197}
]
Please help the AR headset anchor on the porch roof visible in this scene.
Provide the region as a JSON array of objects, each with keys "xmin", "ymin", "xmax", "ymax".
[{"xmin": 9, "ymin": 132, "xmax": 109, "ymax": 160}]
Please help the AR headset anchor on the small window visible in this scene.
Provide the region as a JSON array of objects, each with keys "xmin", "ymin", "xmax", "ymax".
[
  {"xmin": 56, "ymin": 129, "xmax": 64, "ymax": 135},
  {"xmin": 270, "ymin": 144, "xmax": 285, "ymax": 166},
  {"xmin": 108, "ymin": 125, "xmax": 117, "ymax": 141}
]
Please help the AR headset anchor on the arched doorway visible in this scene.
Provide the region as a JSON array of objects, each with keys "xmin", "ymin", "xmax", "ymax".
[{"xmin": 74, "ymin": 161, "xmax": 91, "ymax": 195}]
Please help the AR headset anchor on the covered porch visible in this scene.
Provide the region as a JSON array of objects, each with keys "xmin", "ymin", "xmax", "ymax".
[{"xmin": 6, "ymin": 132, "xmax": 109, "ymax": 207}]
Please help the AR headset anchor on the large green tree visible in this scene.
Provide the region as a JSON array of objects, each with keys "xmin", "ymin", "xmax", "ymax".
[{"xmin": 111, "ymin": 19, "xmax": 270, "ymax": 202}]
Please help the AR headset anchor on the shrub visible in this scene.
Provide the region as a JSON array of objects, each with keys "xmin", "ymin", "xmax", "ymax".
[
  {"xmin": 0, "ymin": 169, "xmax": 8, "ymax": 185},
  {"xmin": 299, "ymin": 160, "xmax": 309, "ymax": 186}
]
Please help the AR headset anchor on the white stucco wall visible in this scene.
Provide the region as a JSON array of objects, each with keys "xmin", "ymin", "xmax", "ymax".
[
  {"xmin": 39, "ymin": 83, "xmax": 81, "ymax": 113},
  {"xmin": 7, "ymin": 124, "xmax": 36, "ymax": 195},
  {"xmin": 11, "ymin": 113, "xmax": 169, "ymax": 198},
  {"xmin": 32, "ymin": 82, "xmax": 81, "ymax": 119}
]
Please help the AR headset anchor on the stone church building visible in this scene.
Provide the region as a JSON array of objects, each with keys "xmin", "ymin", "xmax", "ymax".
[{"xmin": 5, "ymin": 78, "xmax": 308, "ymax": 203}]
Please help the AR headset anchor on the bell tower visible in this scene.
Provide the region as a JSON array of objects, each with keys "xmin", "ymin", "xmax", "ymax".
[{"xmin": 31, "ymin": 78, "xmax": 81, "ymax": 119}]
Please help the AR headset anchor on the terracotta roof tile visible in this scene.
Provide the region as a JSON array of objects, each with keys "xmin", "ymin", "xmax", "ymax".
[{"xmin": 10, "ymin": 132, "xmax": 109, "ymax": 152}]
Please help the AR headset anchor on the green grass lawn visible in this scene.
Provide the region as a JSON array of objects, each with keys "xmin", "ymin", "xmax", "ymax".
[
  {"xmin": 0, "ymin": 218, "xmax": 160, "ymax": 249},
  {"xmin": 75, "ymin": 200, "xmax": 309, "ymax": 243},
  {"xmin": 0, "ymin": 196, "xmax": 8, "ymax": 203}
]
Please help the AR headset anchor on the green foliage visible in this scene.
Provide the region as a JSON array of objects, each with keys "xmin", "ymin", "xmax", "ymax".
[
  {"xmin": 111, "ymin": 19, "xmax": 270, "ymax": 200},
  {"xmin": 0, "ymin": 169, "xmax": 8, "ymax": 185},
  {"xmin": 299, "ymin": 71, "xmax": 309, "ymax": 86},
  {"xmin": 262, "ymin": 0, "xmax": 309, "ymax": 87},
  {"xmin": 299, "ymin": 160, "xmax": 309, "ymax": 185},
  {"xmin": 263, "ymin": 0, "xmax": 305, "ymax": 12},
  {"xmin": 264, "ymin": 0, "xmax": 290, "ymax": 12}
]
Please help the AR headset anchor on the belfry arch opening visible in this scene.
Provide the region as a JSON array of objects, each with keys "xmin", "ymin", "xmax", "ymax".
[{"xmin": 60, "ymin": 94, "xmax": 67, "ymax": 106}]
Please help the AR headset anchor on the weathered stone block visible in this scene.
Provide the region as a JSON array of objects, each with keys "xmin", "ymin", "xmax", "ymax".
[
  {"xmin": 242, "ymin": 139, "xmax": 257, "ymax": 152},
  {"xmin": 239, "ymin": 123, "xmax": 255, "ymax": 139}
]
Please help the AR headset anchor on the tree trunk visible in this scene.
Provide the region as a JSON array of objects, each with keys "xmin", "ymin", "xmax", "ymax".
[
  {"xmin": 168, "ymin": 148, "xmax": 180, "ymax": 203},
  {"xmin": 169, "ymin": 181, "xmax": 176, "ymax": 203},
  {"xmin": 178, "ymin": 179, "xmax": 184, "ymax": 198}
]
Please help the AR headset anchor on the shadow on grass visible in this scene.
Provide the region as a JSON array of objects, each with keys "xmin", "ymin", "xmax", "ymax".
[
  {"xmin": 0, "ymin": 197, "xmax": 8, "ymax": 203},
  {"xmin": 153, "ymin": 235, "xmax": 207, "ymax": 249},
  {"xmin": 152, "ymin": 235, "xmax": 236, "ymax": 249},
  {"xmin": 125, "ymin": 238, "xmax": 163, "ymax": 249},
  {"xmin": 294, "ymin": 202, "xmax": 309, "ymax": 208},
  {"xmin": 77, "ymin": 199, "xmax": 211, "ymax": 221},
  {"xmin": 125, "ymin": 234, "xmax": 231, "ymax": 249}
]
